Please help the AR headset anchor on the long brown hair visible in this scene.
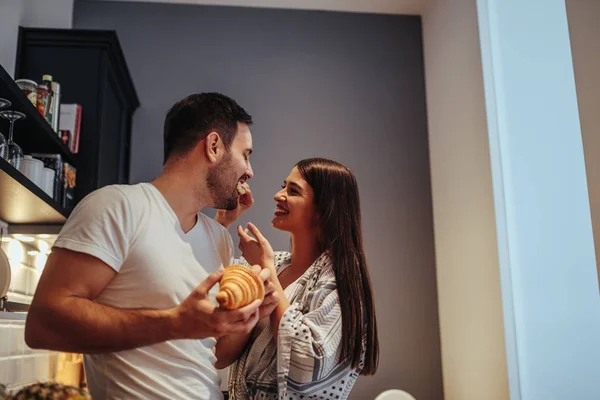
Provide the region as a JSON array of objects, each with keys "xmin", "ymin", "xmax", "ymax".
[{"xmin": 296, "ymin": 158, "xmax": 379, "ymax": 375}]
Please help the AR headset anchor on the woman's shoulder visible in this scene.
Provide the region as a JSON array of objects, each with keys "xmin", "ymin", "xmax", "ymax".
[
  {"xmin": 234, "ymin": 251, "xmax": 290, "ymax": 269},
  {"xmin": 314, "ymin": 252, "xmax": 336, "ymax": 278},
  {"xmin": 274, "ymin": 251, "xmax": 291, "ymax": 268}
]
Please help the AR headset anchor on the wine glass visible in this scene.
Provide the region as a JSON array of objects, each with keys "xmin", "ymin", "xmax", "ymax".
[
  {"xmin": 0, "ymin": 110, "xmax": 26, "ymax": 170},
  {"xmin": 0, "ymin": 98, "xmax": 11, "ymax": 159}
]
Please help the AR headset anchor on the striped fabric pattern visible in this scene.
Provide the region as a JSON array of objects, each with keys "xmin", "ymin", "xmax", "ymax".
[{"xmin": 228, "ymin": 252, "xmax": 364, "ymax": 400}]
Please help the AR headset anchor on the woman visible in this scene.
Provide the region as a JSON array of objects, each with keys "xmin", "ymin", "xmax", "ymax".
[{"xmin": 217, "ymin": 158, "xmax": 379, "ymax": 399}]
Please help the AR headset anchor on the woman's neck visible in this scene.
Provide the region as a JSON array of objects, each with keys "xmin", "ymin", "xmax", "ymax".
[{"xmin": 290, "ymin": 231, "xmax": 321, "ymax": 273}]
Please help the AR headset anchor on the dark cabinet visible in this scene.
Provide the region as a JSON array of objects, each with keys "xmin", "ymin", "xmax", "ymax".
[{"xmin": 15, "ymin": 27, "xmax": 139, "ymax": 204}]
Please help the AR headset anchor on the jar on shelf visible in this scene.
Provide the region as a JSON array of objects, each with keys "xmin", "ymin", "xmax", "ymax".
[
  {"xmin": 15, "ymin": 79, "xmax": 38, "ymax": 106},
  {"xmin": 36, "ymin": 83, "xmax": 50, "ymax": 119}
]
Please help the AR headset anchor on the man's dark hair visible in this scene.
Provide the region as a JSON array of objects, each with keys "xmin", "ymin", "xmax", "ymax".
[{"xmin": 163, "ymin": 92, "xmax": 252, "ymax": 163}]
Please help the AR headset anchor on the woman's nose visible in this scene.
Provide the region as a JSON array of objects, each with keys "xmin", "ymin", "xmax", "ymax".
[{"xmin": 273, "ymin": 190, "xmax": 285, "ymax": 201}]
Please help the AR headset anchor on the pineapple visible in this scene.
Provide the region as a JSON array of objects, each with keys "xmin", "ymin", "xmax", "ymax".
[{"xmin": 7, "ymin": 382, "xmax": 90, "ymax": 400}]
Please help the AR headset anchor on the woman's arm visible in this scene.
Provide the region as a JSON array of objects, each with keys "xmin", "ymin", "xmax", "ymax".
[
  {"xmin": 276, "ymin": 285, "xmax": 349, "ymax": 396},
  {"xmin": 267, "ymin": 271, "xmax": 291, "ymax": 338},
  {"xmin": 214, "ymin": 183, "xmax": 253, "ymax": 228},
  {"xmin": 215, "ymin": 332, "xmax": 253, "ymax": 369}
]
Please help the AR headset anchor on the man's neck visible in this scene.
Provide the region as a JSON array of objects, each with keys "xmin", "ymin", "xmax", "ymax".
[{"xmin": 151, "ymin": 165, "xmax": 210, "ymax": 233}]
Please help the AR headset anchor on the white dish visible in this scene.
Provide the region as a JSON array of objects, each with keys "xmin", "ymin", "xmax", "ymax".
[
  {"xmin": 19, "ymin": 155, "xmax": 44, "ymax": 188},
  {"xmin": 0, "ymin": 247, "xmax": 11, "ymax": 298}
]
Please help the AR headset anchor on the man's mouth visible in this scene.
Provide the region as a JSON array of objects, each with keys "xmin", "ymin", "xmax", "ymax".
[{"xmin": 236, "ymin": 181, "xmax": 247, "ymax": 195}]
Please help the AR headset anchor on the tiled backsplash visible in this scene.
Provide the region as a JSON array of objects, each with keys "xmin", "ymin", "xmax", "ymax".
[{"xmin": 0, "ymin": 318, "xmax": 56, "ymax": 392}]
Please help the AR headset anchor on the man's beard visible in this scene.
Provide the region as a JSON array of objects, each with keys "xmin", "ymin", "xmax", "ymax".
[{"xmin": 206, "ymin": 152, "xmax": 239, "ymax": 211}]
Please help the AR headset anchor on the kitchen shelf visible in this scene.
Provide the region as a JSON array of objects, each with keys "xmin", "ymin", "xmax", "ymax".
[
  {"xmin": 0, "ymin": 157, "xmax": 69, "ymax": 225},
  {"xmin": 16, "ymin": 27, "xmax": 139, "ymax": 204},
  {"xmin": 0, "ymin": 63, "xmax": 76, "ymax": 165}
]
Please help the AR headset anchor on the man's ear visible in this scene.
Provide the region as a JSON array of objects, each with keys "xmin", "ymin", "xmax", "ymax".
[{"xmin": 203, "ymin": 132, "xmax": 222, "ymax": 163}]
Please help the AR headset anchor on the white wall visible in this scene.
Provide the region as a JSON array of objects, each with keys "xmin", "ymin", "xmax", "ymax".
[
  {"xmin": 20, "ymin": 0, "xmax": 74, "ymax": 29},
  {"xmin": 422, "ymin": 1, "xmax": 510, "ymax": 399},
  {"xmin": 567, "ymin": 0, "xmax": 600, "ymax": 282},
  {"xmin": 0, "ymin": 0, "xmax": 24, "ymax": 77},
  {"xmin": 0, "ymin": 0, "xmax": 73, "ymax": 77},
  {"xmin": 477, "ymin": 0, "xmax": 600, "ymax": 398}
]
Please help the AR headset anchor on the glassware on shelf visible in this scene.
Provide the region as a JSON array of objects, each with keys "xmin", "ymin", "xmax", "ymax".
[
  {"xmin": 0, "ymin": 98, "xmax": 11, "ymax": 159},
  {"xmin": 0, "ymin": 110, "xmax": 26, "ymax": 170}
]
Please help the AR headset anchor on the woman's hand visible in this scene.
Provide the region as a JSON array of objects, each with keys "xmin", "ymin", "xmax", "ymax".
[
  {"xmin": 238, "ymin": 222, "xmax": 275, "ymax": 271},
  {"xmin": 215, "ymin": 183, "xmax": 253, "ymax": 229}
]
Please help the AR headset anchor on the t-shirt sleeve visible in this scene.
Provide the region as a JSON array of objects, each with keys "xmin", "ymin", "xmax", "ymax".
[
  {"xmin": 52, "ymin": 186, "xmax": 139, "ymax": 272},
  {"xmin": 224, "ymin": 227, "xmax": 235, "ymax": 266}
]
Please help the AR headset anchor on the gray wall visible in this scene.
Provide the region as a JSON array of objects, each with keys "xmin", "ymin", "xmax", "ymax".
[{"xmin": 74, "ymin": 2, "xmax": 443, "ymax": 399}]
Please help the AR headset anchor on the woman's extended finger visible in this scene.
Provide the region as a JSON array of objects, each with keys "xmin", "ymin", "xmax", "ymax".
[
  {"xmin": 237, "ymin": 225, "xmax": 253, "ymax": 242},
  {"xmin": 247, "ymin": 222, "xmax": 267, "ymax": 244}
]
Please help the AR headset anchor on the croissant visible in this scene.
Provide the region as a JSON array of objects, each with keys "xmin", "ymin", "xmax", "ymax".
[
  {"xmin": 216, "ymin": 265, "xmax": 264, "ymax": 309},
  {"xmin": 236, "ymin": 182, "xmax": 247, "ymax": 195}
]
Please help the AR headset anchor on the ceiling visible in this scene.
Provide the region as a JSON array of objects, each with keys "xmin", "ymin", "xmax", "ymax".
[{"xmin": 84, "ymin": 0, "xmax": 427, "ymax": 16}]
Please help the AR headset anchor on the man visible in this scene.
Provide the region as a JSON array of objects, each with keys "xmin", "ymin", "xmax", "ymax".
[{"xmin": 25, "ymin": 93, "xmax": 277, "ymax": 399}]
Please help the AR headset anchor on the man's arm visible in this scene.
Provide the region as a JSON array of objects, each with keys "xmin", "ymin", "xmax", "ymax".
[{"xmin": 25, "ymin": 248, "xmax": 261, "ymax": 354}]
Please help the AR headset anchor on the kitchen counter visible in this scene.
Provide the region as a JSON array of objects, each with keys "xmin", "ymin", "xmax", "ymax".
[{"xmin": 0, "ymin": 311, "xmax": 27, "ymax": 320}]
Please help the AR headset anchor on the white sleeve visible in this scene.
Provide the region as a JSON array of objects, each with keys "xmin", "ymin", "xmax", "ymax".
[
  {"xmin": 53, "ymin": 186, "xmax": 138, "ymax": 272},
  {"xmin": 224, "ymin": 227, "xmax": 235, "ymax": 266}
]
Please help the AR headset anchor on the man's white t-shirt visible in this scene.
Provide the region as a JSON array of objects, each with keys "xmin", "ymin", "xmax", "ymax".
[{"xmin": 53, "ymin": 183, "xmax": 234, "ymax": 400}]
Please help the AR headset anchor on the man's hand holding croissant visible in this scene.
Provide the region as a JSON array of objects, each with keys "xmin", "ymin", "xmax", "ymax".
[{"xmin": 250, "ymin": 265, "xmax": 279, "ymax": 320}]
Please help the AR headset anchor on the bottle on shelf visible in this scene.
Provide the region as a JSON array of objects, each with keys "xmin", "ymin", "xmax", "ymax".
[
  {"xmin": 36, "ymin": 83, "xmax": 50, "ymax": 119},
  {"xmin": 51, "ymin": 81, "xmax": 61, "ymax": 133},
  {"xmin": 41, "ymin": 74, "xmax": 54, "ymax": 125}
]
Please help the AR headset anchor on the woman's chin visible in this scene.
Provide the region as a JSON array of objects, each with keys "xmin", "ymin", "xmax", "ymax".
[{"xmin": 271, "ymin": 216, "xmax": 290, "ymax": 232}]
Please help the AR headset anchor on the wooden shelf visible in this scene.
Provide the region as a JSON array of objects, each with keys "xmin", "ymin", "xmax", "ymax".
[
  {"xmin": 0, "ymin": 63, "xmax": 76, "ymax": 165},
  {"xmin": 0, "ymin": 157, "xmax": 69, "ymax": 225}
]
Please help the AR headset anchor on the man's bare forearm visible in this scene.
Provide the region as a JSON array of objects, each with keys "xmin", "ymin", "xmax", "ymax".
[{"xmin": 26, "ymin": 296, "xmax": 181, "ymax": 354}]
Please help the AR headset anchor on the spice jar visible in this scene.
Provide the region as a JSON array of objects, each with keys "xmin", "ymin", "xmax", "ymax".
[
  {"xmin": 36, "ymin": 83, "xmax": 50, "ymax": 118},
  {"xmin": 15, "ymin": 79, "xmax": 38, "ymax": 106}
]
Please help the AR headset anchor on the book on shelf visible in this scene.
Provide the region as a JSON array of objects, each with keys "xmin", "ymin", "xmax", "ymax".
[{"xmin": 59, "ymin": 103, "xmax": 82, "ymax": 154}]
